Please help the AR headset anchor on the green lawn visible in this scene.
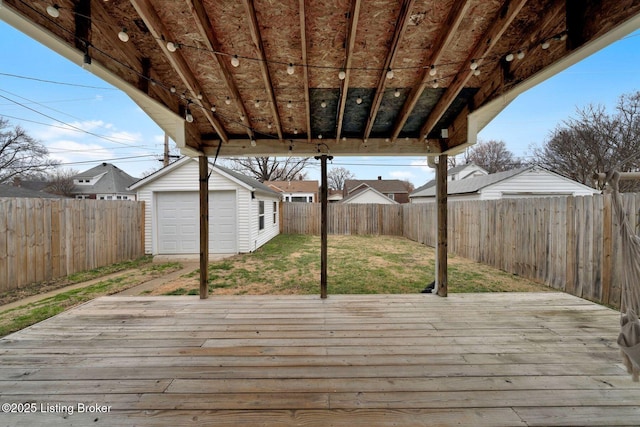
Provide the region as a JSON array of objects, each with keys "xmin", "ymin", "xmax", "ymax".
[{"xmin": 158, "ymin": 234, "xmax": 551, "ymax": 296}]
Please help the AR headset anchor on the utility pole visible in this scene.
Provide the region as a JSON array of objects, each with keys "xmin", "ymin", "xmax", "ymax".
[{"xmin": 163, "ymin": 133, "xmax": 170, "ymax": 167}]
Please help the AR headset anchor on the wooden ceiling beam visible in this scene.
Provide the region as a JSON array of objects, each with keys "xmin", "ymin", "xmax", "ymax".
[
  {"xmin": 242, "ymin": 0, "xmax": 283, "ymax": 140},
  {"xmin": 391, "ymin": 0, "xmax": 472, "ymax": 141},
  {"xmin": 418, "ymin": 0, "xmax": 528, "ymax": 141},
  {"xmin": 335, "ymin": 0, "xmax": 362, "ymax": 142},
  {"xmin": 185, "ymin": 0, "xmax": 252, "ymax": 140},
  {"xmin": 130, "ymin": 0, "xmax": 229, "ymax": 144},
  {"xmin": 363, "ymin": 0, "xmax": 415, "ymax": 139},
  {"xmin": 299, "ymin": 0, "xmax": 311, "ymax": 143}
]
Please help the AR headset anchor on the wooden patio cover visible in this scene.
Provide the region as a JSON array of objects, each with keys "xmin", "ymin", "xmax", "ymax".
[{"xmin": 2, "ymin": 0, "xmax": 640, "ymax": 296}]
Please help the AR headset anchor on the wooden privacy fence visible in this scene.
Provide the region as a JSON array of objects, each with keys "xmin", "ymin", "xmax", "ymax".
[
  {"xmin": 0, "ymin": 198, "xmax": 145, "ymax": 292},
  {"xmin": 282, "ymin": 203, "xmax": 404, "ymax": 236},
  {"xmin": 283, "ymin": 194, "xmax": 640, "ymax": 308}
]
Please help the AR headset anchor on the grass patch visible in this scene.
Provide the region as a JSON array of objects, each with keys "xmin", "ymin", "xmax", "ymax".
[
  {"xmin": 0, "ymin": 255, "xmax": 155, "ymax": 307},
  {"xmin": 157, "ymin": 234, "xmax": 550, "ymax": 296},
  {"xmin": 0, "ymin": 261, "xmax": 181, "ymax": 337}
]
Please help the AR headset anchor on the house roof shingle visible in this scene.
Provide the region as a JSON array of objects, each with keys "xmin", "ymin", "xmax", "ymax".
[
  {"xmin": 264, "ymin": 180, "xmax": 319, "ymax": 194},
  {"xmin": 0, "ymin": 184, "xmax": 65, "ymax": 199},
  {"xmin": 344, "ymin": 179, "xmax": 408, "ymax": 195},
  {"xmin": 73, "ymin": 163, "xmax": 138, "ymax": 195},
  {"xmin": 411, "ymin": 167, "xmax": 530, "ymax": 198}
]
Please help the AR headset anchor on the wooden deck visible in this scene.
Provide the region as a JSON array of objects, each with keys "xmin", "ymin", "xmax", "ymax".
[{"xmin": 1, "ymin": 293, "xmax": 639, "ymax": 426}]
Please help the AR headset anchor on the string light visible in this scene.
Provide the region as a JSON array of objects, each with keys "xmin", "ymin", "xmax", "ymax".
[
  {"xmin": 287, "ymin": 63, "xmax": 295, "ymax": 75},
  {"xmin": 541, "ymin": 40, "xmax": 550, "ymax": 50},
  {"xmin": 211, "ymin": 105, "xmax": 216, "ymax": 112},
  {"xmin": 250, "ymin": 139, "xmax": 256, "ymax": 147},
  {"xmin": 394, "ymin": 89, "xmax": 400, "ymax": 97},
  {"xmin": 470, "ymin": 59, "xmax": 478, "ymax": 70},
  {"xmin": 356, "ymin": 97, "xmax": 362, "ymax": 105},
  {"xmin": 505, "ymin": 53, "xmax": 514, "ymax": 62},
  {"xmin": 231, "ymin": 55, "xmax": 240, "ymax": 67},
  {"xmin": 170, "ymin": 86, "xmax": 176, "ymax": 93},
  {"xmin": 185, "ymin": 105, "xmax": 194, "ymax": 123},
  {"xmin": 473, "ymin": 69, "xmax": 480, "ymax": 76},
  {"xmin": 338, "ymin": 70, "xmax": 346, "ymax": 80},
  {"xmin": 82, "ymin": 44, "xmax": 91, "ymax": 69},
  {"xmin": 517, "ymin": 50, "xmax": 525, "ymax": 60},
  {"xmin": 225, "ymin": 96, "xmax": 231, "ymax": 105},
  {"xmin": 318, "ymin": 134, "xmax": 323, "ymax": 139},
  {"xmin": 321, "ymin": 100, "xmax": 327, "ymax": 108},
  {"xmin": 166, "ymin": 41, "xmax": 178, "ymax": 52},
  {"xmin": 293, "ymin": 128, "xmax": 298, "ymax": 134},
  {"xmin": 46, "ymin": 4, "xmax": 60, "ymax": 18},
  {"xmin": 118, "ymin": 28, "xmax": 129, "ymax": 42},
  {"xmin": 197, "ymin": 93, "xmax": 203, "ymax": 100},
  {"xmin": 287, "ymin": 100, "xmax": 292, "ymax": 109},
  {"xmin": 429, "ymin": 65, "xmax": 437, "ymax": 76},
  {"xmin": 431, "ymin": 80, "xmax": 439, "ymax": 88},
  {"xmin": 254, "ymin": 99, "xmax": 260, "ymax": 108},
  {"xmin": 240, "ymin": 114, "xmax": 245, "ymax": 121},
  {"xmin": 386, "ymin": 68, "xmax": 394, "ymax": 79}
]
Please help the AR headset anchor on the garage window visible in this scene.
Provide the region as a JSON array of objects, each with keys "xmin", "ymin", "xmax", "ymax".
[
  {"xmin": 273, "ymin": 202, "xmax": 277, "ymax": 224},
  {"xmin": 259, "ymin": 201, "xmax": 265, "ymax": 230}
]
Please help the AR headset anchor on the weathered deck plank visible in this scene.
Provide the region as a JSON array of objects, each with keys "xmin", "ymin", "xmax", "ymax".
[{"xmin": 1, "ymin": 293, "xmax": 639, "ymax": 426}]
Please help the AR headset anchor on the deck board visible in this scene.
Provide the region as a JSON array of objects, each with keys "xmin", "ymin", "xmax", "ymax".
[{"xmin": 1, "ymin": 292, "xmax": 639, "ymax": 426}]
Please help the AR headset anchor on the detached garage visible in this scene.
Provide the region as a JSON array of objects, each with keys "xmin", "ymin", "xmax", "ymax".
[{"xmin": 130, "ymin": 157, "xmax": 280, "ymax": 256}]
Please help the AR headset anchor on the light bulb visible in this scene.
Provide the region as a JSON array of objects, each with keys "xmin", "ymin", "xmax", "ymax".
[
  {"xmin": 356, "ymin": 97, "xmax": 362, "ymax": 105},
  {"xmin": 470, "ymin": 60, "xmax": 478, "ymax": 70},
  {"xmin": 185, "ymin": 108, "xmax": 193, "ymax": 123},
  {"xmin": 211, "ymin": 105, "xmax": 216, "ymax": 112},
  {"xmin": 82, "ymin": 52, "xmax": 91, "ymax": 68},
  {"xmin": 240, "ymin": 115, "xmax": 245, "ymax": 122},
  {"xmin": 287, "ymin": 100, "xmax": 292, "ymax": 109},
  {"xmin": 431, "ymin": 80, "xmax": 439, "ymax": 89},
  {"xmin": 473, "ymin": 69, "xmax": 480, "ymax": 76},
  {"xmin": 250, "ymin": 139, "xmax": 256, "ymax": 147},
  {"xmin": 517, "ymin": 50, "xmax": 525, "ymax": 60},
  {"xmin": 170, "ymin": 86, "xmax": 176, "ymax": 93},
  {"xmin": 394, "ymin": 89, "xmax": 400, "ymax": 98},
  {"xmin": 429, "ymin": 65, "xmax": 437, "ymax": 76},
  {"xmin": 254, "ymin": 99, "xmax": 260, "ymax": 108},
  {"xmin": 338, "ymin": 70, "xmax": 346, "ymax": 80},
  {"xmin": 225, "ymin": 96, "xmax": 231, "ymax": 105},
  {"xmin": 541, "ymin": 41, "xmax": 550, "ymax": 50},
  {"xmin": 166, "ymin": 41, "xmax": 177, "ymax": 52},
  {"xmin": 560, "ymin": 32, "xmax": 567, "ymax": 41},
  {"xmin": 505, "ymin": 53, "xmax": 514, "ymax": 62},
  {"xmin": 197, "ymin": 93, "xmax": 203, "ymax": 100},
  {"xmin": 386, "ymin": 68, "xmax": 394, "ymax": 79},
  {"xmin": 267, "ymin": 123, "xmax": 272, "ymax": 129},
  {"xmin": 293, "ymin": 128, "xmax": 298, "ymax": 135},
  {"xmin": 321, "ymin": 101, "xmax": 327, "ymax": 108},
  {"xmin": 318, "ymin": 134, "xmax": 323, "ymax": 139},
  {"xmin": 287, "ymin": 63, "xmax": 295, "ymax": 75},
  {"xmin": 231, "ymin": 55, "xmax": 240, "ymax": 67},
  {"xmin": 118, "ymin": 28, "xmax": 129, "ymax": 42},
  {"xmin": 46, "ymin": 4, "xmax": 60, "ymax": 18}
]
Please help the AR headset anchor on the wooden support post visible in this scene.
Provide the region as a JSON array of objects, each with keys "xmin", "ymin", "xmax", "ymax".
[
  {"xmin": 315, "ymin": 154, "xmax": 333, "ymax": 299},
  {"xmin": 436, "ymin": 154, "xmax": 448, "ymax": 297},
  {"xmin": 199, "ymin": 156, "xmax": 209, "ymax": 299}
]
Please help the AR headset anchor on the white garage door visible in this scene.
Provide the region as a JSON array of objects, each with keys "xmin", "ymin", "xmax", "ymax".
[{"xmin": 156, "ymin": 191, "xmax": 237, "ymax": 254}]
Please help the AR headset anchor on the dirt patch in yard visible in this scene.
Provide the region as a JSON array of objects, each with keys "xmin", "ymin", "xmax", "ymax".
[{"xmin": 145, "ymin": 235, "xmax": 551, "ymax": 296}]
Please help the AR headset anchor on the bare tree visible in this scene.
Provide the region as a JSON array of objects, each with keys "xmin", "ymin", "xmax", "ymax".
[
  {"xmin": 400, "ymin": 179, "xmax": 415, "ymax": 194},
  {"xmin": 224, "ymin": 157, "xmax": 310, "ymax": 182},
  {"xmin": 45, "ymin": 168, "xmax": 78, "ymax": 197},
  {"xmin": 533, "ymin": 91, "xmax": 640, "ymax": 191},
  {"xmin": 464, "ymin": 140, "xmax": 523, "ymax": 173},
  {"xmin": 328, "ymin": 166, "xmax": 355, "ymax": 190},
  {"xmin": 0, "ymin": 118, "xmax": 59, "ymax": 183}
]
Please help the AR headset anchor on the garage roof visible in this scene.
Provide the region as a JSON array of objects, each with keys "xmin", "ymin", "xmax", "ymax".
[{"xmin": 2, "ymin": 1, "xmax": 639, "ymax": 158}]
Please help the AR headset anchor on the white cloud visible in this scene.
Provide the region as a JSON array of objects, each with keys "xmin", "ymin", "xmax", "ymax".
[
  {"xmin": 389, "ymin": 170, "xmax": 415, "ymax": 180},
  {"xmin": 47, "ymin": 140, "xmax": 113, "ymax": 164}
]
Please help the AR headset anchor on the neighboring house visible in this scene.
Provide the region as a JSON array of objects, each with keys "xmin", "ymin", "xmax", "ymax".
[
  {"xmin": 344, "ymin": 177, "xmax": 409, "ymax": 203},
  {"xmin": 129, "ymin": 157, "xmax": 281, "ymax": 256},
  {"xmin": 447, "ymin": 163, "xmax": 488, "ymax": 181},
  {"xmin": 410, "ymin": 165, "xmax": 599, "ymax": 203},
  {"xmin": 328, "ymin": 189, "xmax": 343, "ymax": 203},
  {"xmin": 265, "ymin": 180, "xmax": 319, "ymax": 203},
  {"xmin": 0, "ymin": 183, "xmax": 65, "ymax": 198},
  {"xmin": 72, "ymin": 163, "xmax": 138, "ymax": 200},
  {"xmin": 341, "ymin": 183, "xmax": 399, "ymax": 205},
  {"xmin": 411, "ymin": 163, "xmax": 488, "ymax": 197}
]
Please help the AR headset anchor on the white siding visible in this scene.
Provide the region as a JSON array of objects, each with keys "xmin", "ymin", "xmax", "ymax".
[
  {"xmin": 135, "ymin": 158, "xmax": 279, "ymax": 255},
  {"xmin": 478, "ymin": 168, "xmax": 599, "ymax": 200},
  {"xmin": 250, "ymin": 197, "xmax": 280, "ymax": 252},
  {"xmin": 344, "ymin": 189, "xmax": 398, "ymax": 204}
]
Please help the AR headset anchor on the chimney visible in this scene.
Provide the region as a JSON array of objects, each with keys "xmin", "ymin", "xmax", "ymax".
[{"xmin": 378, "ymin": 176, "xmax": 382, "ymax": 180}]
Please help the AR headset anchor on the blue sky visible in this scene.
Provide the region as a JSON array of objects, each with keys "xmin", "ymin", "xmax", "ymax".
[{"xmin": 0, "ymin": 20, "xmax": 639, "ymax": 186}]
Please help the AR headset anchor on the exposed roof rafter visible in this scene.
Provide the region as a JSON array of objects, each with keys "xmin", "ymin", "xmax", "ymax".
[
  {"xmin": 242, "ymin": 0, "xmax": 283, "ymax": 140},
  {"xmin": 335, "ymin": 0, "xmax": 362, "ymax": 142},
  {"xmin": 418, "ymin": 0, "xmax": 529, "ymax": 140},
  {"xmin": 130, "ymin": 0, "xmax": 229, "ymax": 144},
  {"xmin": 391, "ymin": 0, "xmax": 472, "ymax": 142},
  {"xmin": 363, "ymin": 0, "xmax": 415, "ymax": 140},
  {"xmin": 299, "ymin": 0, "xmax": 311, "ymax": 143}
]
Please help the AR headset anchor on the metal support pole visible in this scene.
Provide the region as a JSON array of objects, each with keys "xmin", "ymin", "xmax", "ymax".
[
  {"xmin": 315, "ymin": 154, "xmax": 332, "ymax": 299},
  {"xmin": 436, "ymin": 154, "xmax": 448, "ymax": 297},
  {"xmin": 199, "ymin": 156, "xmax": 209, "ymax": 299}
]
